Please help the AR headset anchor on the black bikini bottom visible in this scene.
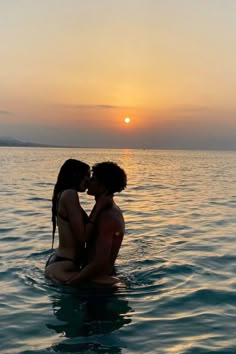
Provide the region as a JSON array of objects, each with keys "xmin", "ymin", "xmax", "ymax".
[
  {"xmin": 46, "ymin": 253, "xmax": 117, "ymax": 276},
  {"xmin": 46, "ymin": 253, "xmax": 76, "ymax": 267}
]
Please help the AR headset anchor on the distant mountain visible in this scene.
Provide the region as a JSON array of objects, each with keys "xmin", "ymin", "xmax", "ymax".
[{"xmin": 0, "ymin": 137, "xmax": 57, "ymax": 147}]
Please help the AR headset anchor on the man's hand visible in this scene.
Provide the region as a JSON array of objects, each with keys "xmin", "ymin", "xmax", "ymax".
[{"xmin": 64, "ymin": 272, "xmax": 81, "ymax": 284}]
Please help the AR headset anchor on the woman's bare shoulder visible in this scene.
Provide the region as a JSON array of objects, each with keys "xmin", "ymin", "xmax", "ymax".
[{"xmin": 60, "ymin": 189, "xmax": 79, "ymax": 204}]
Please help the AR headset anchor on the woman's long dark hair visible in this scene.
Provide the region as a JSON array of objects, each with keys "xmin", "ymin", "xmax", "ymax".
[{"xmin": 51, "ymin": 159, "xmax": 89, "ymax": 249}]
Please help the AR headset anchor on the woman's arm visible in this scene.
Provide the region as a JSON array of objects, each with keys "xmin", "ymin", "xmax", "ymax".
[
  {"xmin": 66, "ymin": 214, "xmax": 114, "ymax": 284},
  {"xmin": 85, "ymin": 196, "xmax": 112, "ymax": 239}
]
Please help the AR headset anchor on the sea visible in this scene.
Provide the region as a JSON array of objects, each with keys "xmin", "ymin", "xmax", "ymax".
[{"xmin": 1, "ymin": 147, "xmax": 236, "ymax": 354}]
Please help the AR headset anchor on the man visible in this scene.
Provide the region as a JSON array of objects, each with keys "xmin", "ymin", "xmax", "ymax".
[{"xmin": 66, "ymin": 161, "xmax": 127, "ymax": 285}]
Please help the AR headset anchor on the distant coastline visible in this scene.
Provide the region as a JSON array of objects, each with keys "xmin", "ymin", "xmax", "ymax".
[
  {"xmin": 0, "ymin": 137, "xmax": 59, "ymax": 148},
  {"xmin": 1, "ymin": 137, "xmax": 236, "ymax": 151}
]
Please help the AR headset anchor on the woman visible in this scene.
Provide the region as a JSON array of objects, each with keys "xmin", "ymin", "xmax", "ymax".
[{"xmin": 45, "ymin": 159, "xmax": 91, "ymax": 282}]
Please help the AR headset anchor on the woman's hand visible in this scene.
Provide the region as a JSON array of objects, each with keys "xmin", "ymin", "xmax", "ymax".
[{"xmin": 88, "ymin": 194, "xmax": 112, "ymax": 225}]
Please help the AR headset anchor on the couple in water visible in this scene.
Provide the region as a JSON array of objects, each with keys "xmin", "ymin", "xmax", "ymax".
[{"xmin": 45, "ymin": 159, "xmax": 127, "ymax": 286}]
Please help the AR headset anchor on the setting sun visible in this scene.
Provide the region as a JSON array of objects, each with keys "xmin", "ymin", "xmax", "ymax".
[{"xmin": 124, "ymin": 117, "xmax": 131, "ymax": 124}]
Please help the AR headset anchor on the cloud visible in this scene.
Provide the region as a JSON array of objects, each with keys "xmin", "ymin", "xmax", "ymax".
[
  {"xmin": 95, "ymin": 104, "xmax": 118, "ymax": 109},
  {"xmin": 1, "ymin": 119, "xmax": 236, "ymax": 150},
  {"xmin": 61, "ymin": 103, "xmax": 129, "ymax": 110},
  {"xmin": 0, "ymin": 110, "xmax": 13, "ymax": 115}
]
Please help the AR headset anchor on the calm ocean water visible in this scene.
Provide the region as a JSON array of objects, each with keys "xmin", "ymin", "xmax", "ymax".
[{"xmin": 1, "ymin": 147, "xmax": 236, "ymax": 354}]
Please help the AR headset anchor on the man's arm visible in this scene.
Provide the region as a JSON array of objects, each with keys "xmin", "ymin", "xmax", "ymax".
[{"xmin": 66, "ymin": 214, "xmax": 114, "ymax": 284}]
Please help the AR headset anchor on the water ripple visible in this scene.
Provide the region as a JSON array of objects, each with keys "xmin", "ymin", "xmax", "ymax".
[{"xmin": 1, "ymin": 148, "xmax": 236, "ymax": 353}]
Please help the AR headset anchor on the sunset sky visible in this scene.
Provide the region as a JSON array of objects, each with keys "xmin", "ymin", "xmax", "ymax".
[{"xmin": 1, "ymin": 0, "xmax": 236, "ymax": 149}]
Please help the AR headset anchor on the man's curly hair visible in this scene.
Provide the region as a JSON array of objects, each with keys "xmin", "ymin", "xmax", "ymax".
[{"xmin": 92, "ymin": 161, "xmax": 127, "ymax": 194}]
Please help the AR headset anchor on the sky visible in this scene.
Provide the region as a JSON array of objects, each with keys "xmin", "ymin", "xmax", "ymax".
[{"xmin": 0, "ymin": 0, "xmax": 236, "ymax": 149}]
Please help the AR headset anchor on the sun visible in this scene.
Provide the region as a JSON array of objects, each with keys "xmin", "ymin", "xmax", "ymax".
[{"xmin": 124, "ymin": 117, "xmax": 131, "ymax": 124}]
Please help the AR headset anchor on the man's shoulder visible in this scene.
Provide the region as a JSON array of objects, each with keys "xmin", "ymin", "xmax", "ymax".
[
  {"xmin": 101, "ymin": 203, "xmax": 122, "ymax": 216},
  {"xmin": 98, "ymin": 205, "xmax": 124, "ymax": 226}
]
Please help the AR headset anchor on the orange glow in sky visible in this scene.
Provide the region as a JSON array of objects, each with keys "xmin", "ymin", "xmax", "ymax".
[{"xmin": 0, "ymin": 1, "xmax": 236, "ymax": 149}]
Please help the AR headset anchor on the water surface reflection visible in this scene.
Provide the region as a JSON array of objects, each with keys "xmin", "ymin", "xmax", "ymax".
[{"xmin": 47, "ymin": 287, "xmax": 133, "ymax": 353}]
